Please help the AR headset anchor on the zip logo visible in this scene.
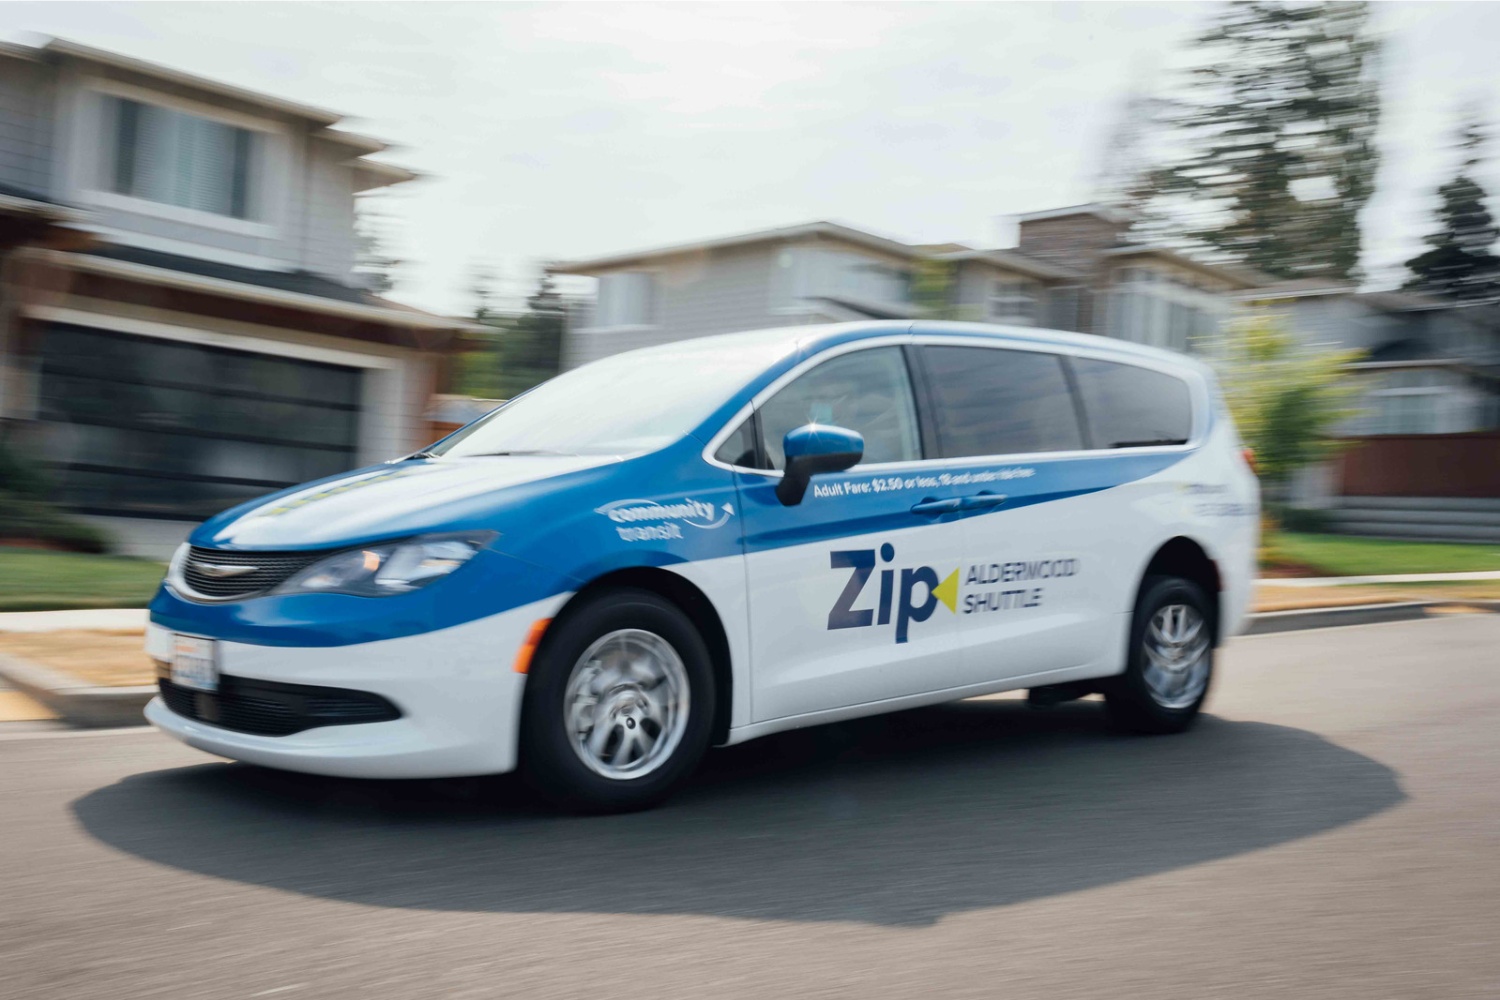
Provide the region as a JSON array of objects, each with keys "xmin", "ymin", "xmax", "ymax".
[{"xmin": 828, "ymin": 543, "xmax": 959, "ymax": 643}]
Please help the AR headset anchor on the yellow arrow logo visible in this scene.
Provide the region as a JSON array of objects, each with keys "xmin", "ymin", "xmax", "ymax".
[{"xmin": 933, "ymin": 567, "xmax": 959, "ymax": 613}]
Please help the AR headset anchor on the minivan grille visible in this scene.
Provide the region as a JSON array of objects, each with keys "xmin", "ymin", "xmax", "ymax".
[
  {"xmin": 158, "ymin": 676, "xmax": 401, "ymax": 737},
  {"xmin": 180, "ymin": 546, "xmax": 325, "ymax": 600}
]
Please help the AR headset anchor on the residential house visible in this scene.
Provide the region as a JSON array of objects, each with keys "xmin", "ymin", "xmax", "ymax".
[
  {"xmin": 548, "ymin": 205, "xmax": 1262, "ymax": 370},
  {"xmin": 0, "ymin": 39, "xmax": 474, "ymax": 556},
  {"xmin": 550, "ymin": 205, "xmax": 1500, "ymax": 539},
  {"xmin": 1241, "ymin": 280, "xmax": 1500, "ymax": 540}
]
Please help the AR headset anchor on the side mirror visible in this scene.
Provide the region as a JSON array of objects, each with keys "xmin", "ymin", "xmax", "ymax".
[{"xmin": 776, "ymin": 424, "xmax": 864, "ymax": 506}]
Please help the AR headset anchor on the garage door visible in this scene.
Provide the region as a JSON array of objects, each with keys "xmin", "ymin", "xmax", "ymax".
[{"xmin": 35, "ymin": 322, "xmax": 364, "ymax": 520}]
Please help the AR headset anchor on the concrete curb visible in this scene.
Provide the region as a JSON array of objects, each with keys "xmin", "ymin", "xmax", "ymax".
[
  {"xmin": 1244, "ymin": 601, "xmax": 1438, "ymax": 635},
  {"xmin": 0, "ymin": 653, "xmax": 153, "ymax": 728}
]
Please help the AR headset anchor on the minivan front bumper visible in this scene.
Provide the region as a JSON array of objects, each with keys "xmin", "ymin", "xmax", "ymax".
[{"xmin": 145, "ymin": 596, "xmax": 567, "ymax": 779}]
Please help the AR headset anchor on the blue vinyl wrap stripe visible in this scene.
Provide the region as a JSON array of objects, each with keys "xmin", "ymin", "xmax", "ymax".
[{"xmin": 151, "ymin": 323, "xmax": 1203, "ymax": 648}]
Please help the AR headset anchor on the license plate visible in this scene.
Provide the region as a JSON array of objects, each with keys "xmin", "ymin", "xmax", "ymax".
[{"xmin": 171, "ymin": 635, "xmax": 219, "ymax": 692}]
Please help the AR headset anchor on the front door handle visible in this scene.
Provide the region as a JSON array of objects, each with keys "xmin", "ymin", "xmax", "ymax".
[
  {"xmin": 958, "ymin": 492, "xmax": 1008, "ymax": 511},
  {"xmin": 910, "ymin": 497, "xmax": 962, "ymax": 516}
]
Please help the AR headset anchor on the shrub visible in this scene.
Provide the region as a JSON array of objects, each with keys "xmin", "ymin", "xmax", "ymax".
[{"xmin": 0, "ymin": 440, "xmax": 111, "ymax": 553}]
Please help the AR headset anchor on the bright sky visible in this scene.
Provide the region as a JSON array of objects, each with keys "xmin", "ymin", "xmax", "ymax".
[{"xmin": 5, "ymin": 1, "xmax": 1499, "ymax": 316}]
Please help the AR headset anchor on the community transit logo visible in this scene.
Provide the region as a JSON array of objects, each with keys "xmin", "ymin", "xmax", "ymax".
[{"xmin": 597, "ymin": 497, "xmax": 734, "ymax": 542}]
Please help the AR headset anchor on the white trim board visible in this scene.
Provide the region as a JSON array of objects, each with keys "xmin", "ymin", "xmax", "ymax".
[
  {"xmin": 90, "ymin": 228, "xmax": 293, "ymax": 272},
  {"xmin": 24, "ymin": 304, "xmax": 405, "ymax": 370}
]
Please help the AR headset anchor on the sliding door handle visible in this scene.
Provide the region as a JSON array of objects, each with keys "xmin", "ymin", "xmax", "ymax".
[
  {"xmin": 910, "ymin": 497, "xmax": 962, "ymax": 516},
  {"xmin": 958, "ymin": 493, "xmax": 1008, "ymax": 511}
]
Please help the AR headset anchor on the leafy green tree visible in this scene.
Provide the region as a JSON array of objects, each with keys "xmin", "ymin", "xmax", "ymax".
[
  {"xmin": 1404, "ymin": 116, "xmax": 1500, "ymax": 302},
  {"xmin": 912, "ymin": 259, "xmax": 960, "ymax": 320},
  {"xmin": 1210, "ymin": 314, "xmax": 1363, "ymax": 501},
  {"xmin": 1136, "ymin": 1, "xmax": 1382, "ymax": 280}
]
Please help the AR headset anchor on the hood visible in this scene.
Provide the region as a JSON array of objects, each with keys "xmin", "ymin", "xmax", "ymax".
[{"xmin": 192, "ymin": 454, "xmax": 617, "ymax": 549}]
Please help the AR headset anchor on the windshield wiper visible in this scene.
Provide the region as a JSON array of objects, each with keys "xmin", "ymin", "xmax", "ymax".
[{"xmin": 1108, "ymin": 438, "xmax": 1189, "ymax": 448}]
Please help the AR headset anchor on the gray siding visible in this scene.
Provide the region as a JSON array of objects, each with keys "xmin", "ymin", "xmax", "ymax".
[
  {"xmin": 952, "ymin": 262, "xmax": 992, "ymax": 316},
  {"xmin": 298, "ymin": 137, "xmax": 357, "ymax": 281},
  {"xmin": 0, "ymin": 57, "xmax": 53, "ymax": 195},
  {"xmin": 564, "ymin": 237, "xmax": 939, "ymax": 367},
  {"xmin": 1279, "ymin": 298, "xmax": 1404, "ymax": 355},
  {"xmin": 0, "ymin": 50, "xmax": 364, "ymax": 282},
  {"xmin": 566, "ymin": 243, "xmax": 785, "ymax": 367}
]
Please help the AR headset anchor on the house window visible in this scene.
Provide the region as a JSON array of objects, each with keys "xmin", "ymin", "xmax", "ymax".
[
  {"xmin": 988, "ymin": 278, "xmax": 1039, "ymax": 325},
  {"xmin": 1358, "ymin": 369, "xmax": 1475, "ymax": 435},
  {"xmin": 836, "ymin": 258, "xmax": 912, "ymax": 307},
  {"xmin": 108, "ymin": 97, "xmax": 256, "ymax": 220},
  {"xmin": 771, "ymin": 247, "xmax": 913, "ymax": 312},
  {"xmin": 595, "ymin": 272, "xmax": 657, "ymax": 328},
  {"xmin": 1105, "ymin": 266, "xmax": 1222, "ymax": 354}
]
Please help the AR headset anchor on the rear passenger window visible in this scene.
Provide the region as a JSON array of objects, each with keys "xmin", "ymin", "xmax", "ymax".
[
  {"xmin": 758, "ymin": 347, "xmax": 921, "ymax": 470},
  {"xmin": 920, "ymin": 346, "xmax": 1083, "ymax": 457},
  {"xmin": 1070, "ymin": 358, "xmax": 1193, "ymax": 448}
]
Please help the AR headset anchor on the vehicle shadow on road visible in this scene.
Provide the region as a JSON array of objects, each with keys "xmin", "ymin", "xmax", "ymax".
[{"xmin": 72, "ymin": 700, "xmax": 1403, "ymax": 927}]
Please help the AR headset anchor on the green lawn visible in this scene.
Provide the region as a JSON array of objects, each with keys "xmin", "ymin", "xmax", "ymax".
[
  {"xmin": 1266, "ymin": 532, "xmax": 1500, "ymax": 578},
  {"xmin": 0, "ymin": 547, "xmax": 166, "ymax": 612}
]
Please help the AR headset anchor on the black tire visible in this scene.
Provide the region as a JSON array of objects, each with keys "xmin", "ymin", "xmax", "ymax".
[
  {"xmin": 1102, "ymin": 575, "xmax": 1215, "ymax": 734},
  {"xmin": 518, "ymin": 587, "xmax": 715, "ymax": 813}
]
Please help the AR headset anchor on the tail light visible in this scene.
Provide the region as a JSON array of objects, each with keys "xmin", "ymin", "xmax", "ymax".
[{"xmin": 1240, "ymin": 447, "xmax": 1257, "ymax": 476}]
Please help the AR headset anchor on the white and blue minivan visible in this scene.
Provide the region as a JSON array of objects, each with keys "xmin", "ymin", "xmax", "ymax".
[{"xmin": 146, "ymin": 321, "xmax": 1259, "ymax": 811}]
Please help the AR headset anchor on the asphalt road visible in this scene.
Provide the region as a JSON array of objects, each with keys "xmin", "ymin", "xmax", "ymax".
[{"xmin": 3, "ymin": 615, "xmax": 1498, "ymax": 999}]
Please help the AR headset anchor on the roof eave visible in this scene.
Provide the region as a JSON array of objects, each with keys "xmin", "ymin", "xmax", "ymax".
[
  {"xmin": 27, "ymin": 248, "xmax": 482, "ymax": 334},
  {"xmin": 40, "ymin": 37, "xmax": 345, "ymax": 126},
  {"xmin": 930, "ymin": 249, "xmax": 1083, "ymax": 282},
  {"xmin": 548, "ymin": 221, "xmax": 921, "ymax": 275},
  {"xmin": 352, "ymin": 160, "xmax": 419, "ymax": 192},
  {"xmin": 1100, "ymin": 245, "xmax": 1267, "ymax": 289}
]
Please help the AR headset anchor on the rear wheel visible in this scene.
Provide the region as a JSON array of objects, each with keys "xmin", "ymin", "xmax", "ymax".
[
  {"xmin": 1103, "ymin": 575, "xmax": 1214, "ymax": 734},
  {"xmin": 519, "ymin": 588, "xmax": 714, "ymax": 812}
]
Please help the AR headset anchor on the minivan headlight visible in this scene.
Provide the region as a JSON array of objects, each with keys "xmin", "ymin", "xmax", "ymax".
[{"xmin": 273, "ymin": 532, "xmax": 494, "ymax": 598}]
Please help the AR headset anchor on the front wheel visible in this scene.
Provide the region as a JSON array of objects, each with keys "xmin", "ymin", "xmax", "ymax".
[
  {"xmin": 518, "ymin": 588, "xmax": 715, "ymax": 812},
  {"xmin": 1103, "ymin": 575, "xmax": 1215, "ymax": 734}
]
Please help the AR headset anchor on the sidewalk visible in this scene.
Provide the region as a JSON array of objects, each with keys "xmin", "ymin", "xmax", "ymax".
[
  {"xmin": 0, "ymin": 609, "xmax": 149, "ymax": 633},
  {"xmin": 1259, "ymin": 571, "xmax": 1500, "ymax": 588}
]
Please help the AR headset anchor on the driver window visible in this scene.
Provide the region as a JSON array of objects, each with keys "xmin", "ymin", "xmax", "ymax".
[{"xmin": 758, "ymin": 347, "xmax": 921, "ymax": 471}]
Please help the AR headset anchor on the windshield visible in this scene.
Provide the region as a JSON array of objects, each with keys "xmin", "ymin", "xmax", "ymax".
[{"xmin": 431, "ymin": 335, "xmax": 793, "ymax": 458}]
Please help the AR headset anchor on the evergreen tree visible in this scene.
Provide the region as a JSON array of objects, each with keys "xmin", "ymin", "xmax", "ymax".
[
  {"xmin": 1404, "ymin": 117, "xmax": 1500, "ymax": 302},
  {"xmin": 493, "ymin": 273, "xmax": 566, "ymax": 399},
  {"xmin": 448, "ymin": 264, "xmax": 506, "ymax": 399},
  {"xmin": 1137, "ymin": 2, "xmax": 1382, "ymax": 280},
  {"xmin": 353, "ymin": 199, "xmax": 403, "ymax": 295}
]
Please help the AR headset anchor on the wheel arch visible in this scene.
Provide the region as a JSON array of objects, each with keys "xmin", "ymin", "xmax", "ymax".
[
  {"xmin": 557, "ymin": 566, "xmax": 735, "ymax": 746},
  {"xmin": 1137, "ymin": 536, "xmax": 1224, "ymax": 645}
]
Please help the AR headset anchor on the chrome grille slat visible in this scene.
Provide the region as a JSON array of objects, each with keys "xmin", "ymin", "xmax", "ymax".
[{"xmin": 181, "ymin": 546, "xmax": 326, "ymax": 599}]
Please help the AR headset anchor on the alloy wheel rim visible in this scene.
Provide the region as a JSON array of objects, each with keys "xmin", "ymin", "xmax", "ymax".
[
  {"xmin": 563, "ymin": 628, "xmax": 690, "ymax": 779},
  {"xmin": 1142, "ymin": 603, "xmax": 1210, "ymax": 710}
]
